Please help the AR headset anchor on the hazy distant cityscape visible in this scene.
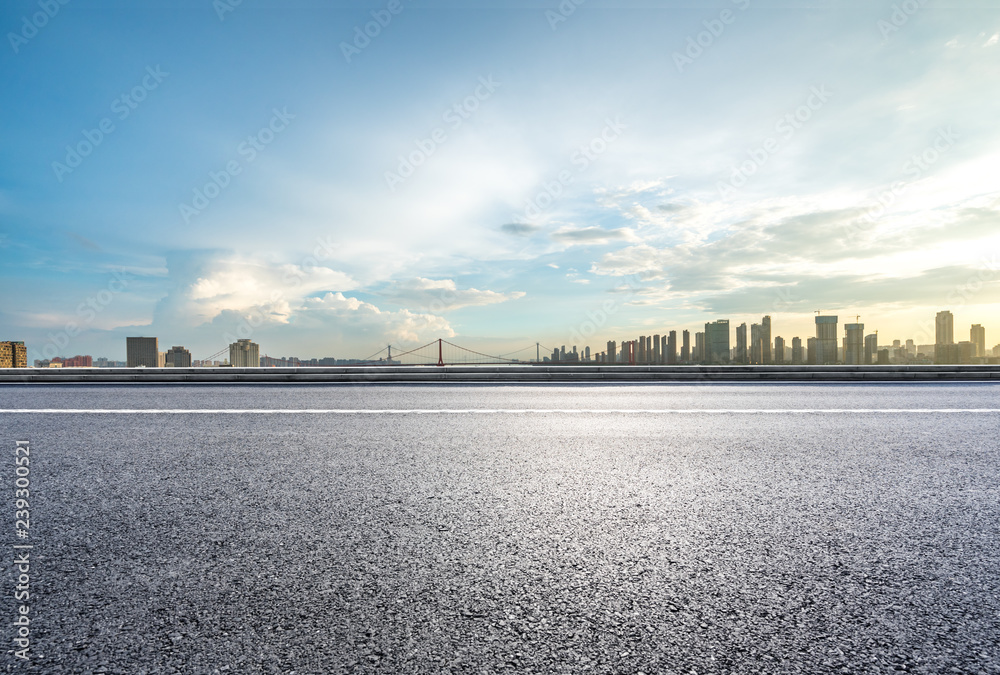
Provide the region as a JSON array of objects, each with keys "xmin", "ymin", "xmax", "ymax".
[{"xmin": 3, "ymin": 309, "xmax": 996, "ymax": 369}]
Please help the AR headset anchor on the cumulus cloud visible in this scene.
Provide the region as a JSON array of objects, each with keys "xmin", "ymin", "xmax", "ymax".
[
  {"xmin": 173, "ymin": 256, "xmax": 357, "ymax": 325},
  {"xmin": 301, "ymin": 292, "xmax": 453, "ymax": 343}
]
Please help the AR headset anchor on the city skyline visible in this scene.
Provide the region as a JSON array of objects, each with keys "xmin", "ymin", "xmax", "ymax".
[
  {"xmin": 3, "ymin": 3, "xmax": 999, "ymax": 360},
  {"xmin": 17, "ymin": 307, "xmax": 998, "ymax": 367}
]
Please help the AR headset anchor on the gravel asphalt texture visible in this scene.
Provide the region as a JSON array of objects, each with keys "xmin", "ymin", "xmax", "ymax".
[{"xmin": 1, "ymin": 384, "xmax": 999, "ymax": 674}]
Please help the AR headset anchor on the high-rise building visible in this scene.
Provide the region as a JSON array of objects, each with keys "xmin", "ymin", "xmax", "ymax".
[
  {"xmin": 864, "ymin": 334, "xmax": 878, "ymax": 365},
  {"xmin": 652, "ymin": 334, "xmax": 660, "ymax": 364},
  {"xmin": 705, "ymin": 319, "xmax": 730, "ymax": 363},
  {"xmin": 126, "ymin": 337, "xmax": 159, "ymax": 367},
  {"xmin": 814, "ymin": 315, "xmax": 838, "ymax": 364},
  {"xmin": 761, "ymin": 315, "xmax": 772, "ymax": 364},
  {"xmin": 936, "ymin": 311, "xmax": 954, "ymax": 346},
  {"xmin": 791, "ymin": 337, "xmax": 802, "ymax": 364},
  {"xmin": 607, "ymin": 341, "xmax": 617, "ymax": 363},
  {"xmin": 667, "ymin": 331, "xmax": 677, "ymax": 365},
  {"xmin": 844, "ymin": 323, "xmax": 864, "ymax": 365},
  {"xmin": 750, "ymin": 323, "xmax": 763, "ymax": 364},
  {"xmin": 165, "ymin": 346, "xmax": 192, "ymax": 368},
  {"xmin": 971, "ymin": 324, "xmax": 985, "ymax": 357},
  {"xmin": 807, "ymin": 337, "xmax": 818, "ymax": 365},
  {"xmin": 584, "ymin": 346, "xmax": 591, "ymax": 362},
  {"xmin": 0, "ymin": 341, "xmax": 27, "ymax": 368},
  {"xmin": 694, "ymin": 332, "xmax": 705, "ymax": 362},
  {"xmin": 735, "ymin": 323, "xmax": 748, "ymax": 364},
  {"xmin": 774, "ymin": 336, "xmax": 785, "ymax": 365},
  {"xmin": 229, "ymin": 339, "xmax": 260, "ymax": 367},
  {"xmin": 681, "ymin": 330, "xmax": 690, "ymax": 362},
  {"xmin": 905, "ymin": 339, "xmax": 915, "ymax": 355}
]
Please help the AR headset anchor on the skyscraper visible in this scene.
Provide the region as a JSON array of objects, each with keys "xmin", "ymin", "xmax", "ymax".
[
  {"xmin": 652, "ymin": 334, "xmax": 661, "ymax": 364},
  {"xmin": 667, "ymin": 331, "xmax": 677, "ymax": 365},
  {"xmin": 844, "ymin": 323, "xmax": 864, "ymax": 365},
  {"xmin": 750, "ymin": 323, "xmax": 762, "ymax": 364},
  {"xmin": 126, "ymin": 336, "xmax": 159, "ymax": 367},
  {"xmin": 936, "ymin": 311, "xmax": 954, "ymax": 346},
  {"xmin": 607, "ymin": 340, "xmax": 616, "ymax": 363},
  {"xmin": 705, "ymin": 319, "xmax": 730, "ymax": 364},
  {"xmin": 761, "ymin": 315, "xmax": 772, "ymax": 364},
  {"xmin": 735, "ymin": 323, "xmax": 748, "ymax": 364},
  {"xmin": 807, "ymin": 337, "xmax": 818, "ymax": 365},
  {"xmin": 681, "ymin": 330, "xmax": 690, "ymax": 362},
  {"xmin": 229, "ymin": 339, "xmax": 260, "ymax": 367},
  {"xmin": 864, "ymin": 334, "xmax": 878, "ymax": 365},
  {"xmin": 774, "ymin": 336, "xmax": 785, "ymax": 364},
  {"xmin": 791, "ymin": 337, "xmax": 802, "ymax": 364},
  {"xmin": 694, "ymin": 332, "xmax": 705, "ymax": 362},
  {"xmin": 971, "ymin": 324, "xmax": 985, "ymax": 357},
  {"xmin": 814, "ymin": 315, "xmax": 838, "ymax": 364}
]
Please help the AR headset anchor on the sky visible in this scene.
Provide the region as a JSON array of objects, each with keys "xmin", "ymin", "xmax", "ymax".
[{"xmin": 2, "ymin": 0, "xmax": 999, "ymax": 363}]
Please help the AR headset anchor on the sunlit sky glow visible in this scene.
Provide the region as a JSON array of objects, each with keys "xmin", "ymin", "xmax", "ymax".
[{"xmin": 2, "ymin": 0, "xmax": 999, "ymax": 361}]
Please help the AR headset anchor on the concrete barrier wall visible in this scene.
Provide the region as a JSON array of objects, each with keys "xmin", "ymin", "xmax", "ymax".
[{"xmin": 2, "ymin": 365, "xmax": 1000, "ymax": 383}]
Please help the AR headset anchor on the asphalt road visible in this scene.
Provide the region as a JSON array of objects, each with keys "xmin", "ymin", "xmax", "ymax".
[{"xmin": 1, "ymin": 384, "xmax": 999, "ymax": 674}]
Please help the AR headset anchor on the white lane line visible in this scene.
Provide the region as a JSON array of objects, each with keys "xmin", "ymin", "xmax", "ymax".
[{"xmin": 0, "ymin": 409, "xmax": 998, "ymax": 414}]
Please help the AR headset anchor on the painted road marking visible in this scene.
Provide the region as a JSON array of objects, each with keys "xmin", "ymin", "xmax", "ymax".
[{"xmin": 0, "ymin": 409, "xmax": 998, "ymax": 414}]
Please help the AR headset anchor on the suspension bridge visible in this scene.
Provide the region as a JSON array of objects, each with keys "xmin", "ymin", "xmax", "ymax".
[{"xmin": 200, "ymin": 339, "xmax": 558, "ymax": 367}]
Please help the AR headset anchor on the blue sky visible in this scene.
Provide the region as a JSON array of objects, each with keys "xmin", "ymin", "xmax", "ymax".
[{"xmin": 2, "ymin": 0, "xmax": 999, "ymax": 362}]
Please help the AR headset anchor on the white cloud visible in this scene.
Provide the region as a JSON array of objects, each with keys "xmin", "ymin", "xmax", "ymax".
[
  {"xmin": 302, "ymin": 292, "xmax": 453, "ymax": 343},
  {"xmin": 179, "ymin": 257, "xmax": 356, "ymax": 325},
  {"xmin": 375, "ymin": 277, "xmax": 526, "ymax": 311}
]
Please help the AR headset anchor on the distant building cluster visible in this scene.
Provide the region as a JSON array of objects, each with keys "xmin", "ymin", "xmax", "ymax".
[{"xmin": 558, "ymin": 310, "xmax": 999, "ymax": 366}]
